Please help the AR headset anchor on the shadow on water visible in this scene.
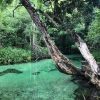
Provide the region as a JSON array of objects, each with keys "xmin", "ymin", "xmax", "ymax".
[
  {"xmin": 0, "ymin": 69, "xmax": 23, "ymax": 76},
  {"xmin": 32, "ymin": 68, "xmax": 56, "ymax": 75},
  {"xmin": 71, "ymin": 75, "xmax": 100, "ymax": 100}
]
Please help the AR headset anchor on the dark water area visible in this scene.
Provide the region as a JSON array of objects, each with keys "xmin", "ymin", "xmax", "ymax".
[
  {"xmin": 71, "ymin": 75, "xmax": 100, "ymax": 100},
  {"xmin": 0, "ymin": 55, "xmax": 99, "ymax": 100}
]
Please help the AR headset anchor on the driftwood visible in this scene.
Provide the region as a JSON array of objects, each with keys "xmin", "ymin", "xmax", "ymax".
[{"xmin": 20, "ymin": 0, "xmax": 100, "ymax": 88}]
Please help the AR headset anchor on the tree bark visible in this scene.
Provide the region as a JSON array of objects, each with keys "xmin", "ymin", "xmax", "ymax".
[
  {"xmin": 71, "ymin": 32, "xmax": 100, "ymax": 88},
  {"xmin": 20, "ymin": 0, "xmax": 100, "ymax": 88},
  {"xmin": 71, "ymin": 32, "xmax": 99, "ymax": 75},
  {"xmin": 20, "ymin": 0, "xmax": 81, "ymax": 75}
]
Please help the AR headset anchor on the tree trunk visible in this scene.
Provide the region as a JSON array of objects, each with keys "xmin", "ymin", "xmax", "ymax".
[
  {"xmin": 72, "ymin": 32, "xmax": 99, "ymax": 75},
  {"xmin": 71, "ymin": 32, "xmax": 100, "ymax": 88},
  {"xmin": 20, "ymin": 0, "xmax": 100, "ymax": 88},
  {"xmin": 20, "ymin": 0, "xmax": 81, "ymax": 75}
]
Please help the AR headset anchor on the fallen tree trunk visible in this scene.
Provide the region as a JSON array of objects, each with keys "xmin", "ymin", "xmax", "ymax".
[
  {"xmin": 72, "ymin": 32, "xmax": 99, "ymax": 75},
  {"xmin": 71, "ymin": 32, "xmax": 100, "ymax": 87},
  {"xmin": 20, "ymin": 0, "xmax": 100, "ymax": 88}
]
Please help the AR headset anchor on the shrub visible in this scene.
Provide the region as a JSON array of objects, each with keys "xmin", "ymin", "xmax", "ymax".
[
  {"xmin": 87, "ymin": 8, "xmax": 100, "ymax": 49},
  {"xmin": 0, "ymin": 47, "xmax": 31, "ymax": 65},
  {"xmin": 0, "ymin": 46, "xmax": 50, "ymax": 65},
  {"xmin": 32, "ymin": 46, "xmax": 50, "ymax": 60},
  {"xmin": 0, "ymin": 10, "xmax": 33, "ymax": 49}
]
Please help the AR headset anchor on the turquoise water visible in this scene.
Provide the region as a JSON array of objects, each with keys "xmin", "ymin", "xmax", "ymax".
[{"xmin": 0, "ymin": 57, "xmax": 82, "ymax": 100}]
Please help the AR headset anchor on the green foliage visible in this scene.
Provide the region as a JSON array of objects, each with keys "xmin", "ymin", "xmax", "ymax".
[
  {"xmin": 87, "ymin": 9, "xmax": 100, "ymax": 61},
  {"xmin": 0, "ymin": 0, "xmax": 14, "ymax": 10},
  {"xmin": 0, "ymin": 3, "xmax": 50, "ymax": 64},
  {"xmin": 0, "ymin": 46, "xmax": 50, "ymax": 65},
  {"xmin": 0, "ymin": 0, "xmax": 13, "ymax": 4},
  {"xmin": 0, "ymin": 9, "xmax": 33, "ymax": 49},
  {"xmin": 32, "ymin": 46, "xmax": 50, "ymax": 60},
  {"xmin": 0, "ymin": 0, "xmax": 99, "ymax": 64},
  {"xmin": 42, "ymin": 0, "xmax": 96, "ymax": 32},
  {"xmin": 87, "ymin": 9, "xmax": 100, "ymax": 49},
  {"xmin": 39, "ymin": 0, "xmax": 100, "ymax": 54},
  {"xmin": 92, "ymin": 50, "xmax": 100, "ymax": 61},
  {"xmin": 0, "ymin": 47, "xmax": 31, "ymax": 65}
]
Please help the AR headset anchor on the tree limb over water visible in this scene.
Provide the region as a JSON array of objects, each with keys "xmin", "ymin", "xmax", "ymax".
[{"xmin": 20, "ymin": 0, "xmax": 100, "ymax": 88}]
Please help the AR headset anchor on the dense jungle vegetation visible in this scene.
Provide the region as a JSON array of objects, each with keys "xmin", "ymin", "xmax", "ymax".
[
  {"xmin": 0, "ymin": 0, "xmax": 100, "ymax": 65},
  {"xmin": 0, "ymin": 0, "xmax": 100, "ymax": 100}
]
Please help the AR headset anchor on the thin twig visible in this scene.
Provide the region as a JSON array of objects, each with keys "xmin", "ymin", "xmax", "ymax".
[{"xmin": 13, "ymin": 4, "xmax": 22, "ymax": 17}]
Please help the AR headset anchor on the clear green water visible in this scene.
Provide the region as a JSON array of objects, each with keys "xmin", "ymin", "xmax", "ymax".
[{"xmin": 0, "ymin": 56, "xmax": 82, "ymax": 100}]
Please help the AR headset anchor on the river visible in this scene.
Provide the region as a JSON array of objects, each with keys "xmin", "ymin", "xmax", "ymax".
[{"xmin": 0, "ymin": 55, "xmax": 98, "ymax": 100}]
